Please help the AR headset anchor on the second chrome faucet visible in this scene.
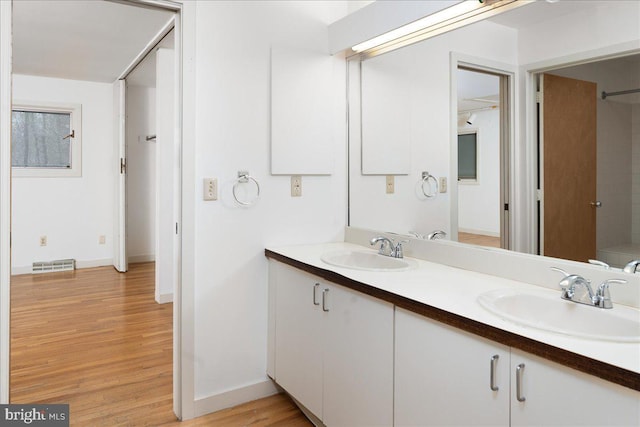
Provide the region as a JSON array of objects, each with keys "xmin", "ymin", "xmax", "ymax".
[{"xmin": 551, "ymin": 267, "xmax": 626, "ymax": 309}]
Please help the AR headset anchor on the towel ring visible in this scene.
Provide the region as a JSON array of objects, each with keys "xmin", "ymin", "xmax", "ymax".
[
  {"xmin": 233, "ymin": 171, "xmax": 260, "ymax": 206},
  {"xmin": 421, "ymin": 172, "xmax": 439, "ymax": 198}
]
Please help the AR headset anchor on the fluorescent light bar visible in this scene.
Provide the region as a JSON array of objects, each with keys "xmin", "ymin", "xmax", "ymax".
[{"xmin": 352, "ymin": 0, "xmax": 519, "ymax": 53}]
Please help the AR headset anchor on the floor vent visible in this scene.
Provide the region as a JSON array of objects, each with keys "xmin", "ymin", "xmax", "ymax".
[{"xmin": 32, "ymin": 259, "xmax": 76, "ymax": 274}]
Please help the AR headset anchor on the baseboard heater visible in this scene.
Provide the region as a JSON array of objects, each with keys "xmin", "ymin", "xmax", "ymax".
[{"xmin": 32, "ymin": 259, "xmax": 76, "ymax": 274}]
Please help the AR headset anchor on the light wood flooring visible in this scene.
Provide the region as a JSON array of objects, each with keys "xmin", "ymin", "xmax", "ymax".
[
  {"xmin": 11, "ymin": 262, "xmax": 311, "ymax": 426},
  {"xmin": 458, "ymin": 232, "xmax": 501, "ymax": 248}
]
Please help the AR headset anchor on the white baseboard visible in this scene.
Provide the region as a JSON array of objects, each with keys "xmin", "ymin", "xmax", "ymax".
[
  {"xmin": 11, "ymin": 258, "xmax": 112, "ymax": 275},
  {"xmin": 156, "ymin": 293, "xmax": 173, "ymax": 304},
  {"xmin": 193, "ymin": 379, "xmax": 279, "ymax": 419},
  {"xmin": 129, "ymin": 254, "xmax": 155, "ymax": 264},
  {"xmin": 10, "ymin": 266, "xmax": 31, "ymax": 275},
  {"xmin": 76, "ymin": 258, "xmax": 113, "ymax": 269}
]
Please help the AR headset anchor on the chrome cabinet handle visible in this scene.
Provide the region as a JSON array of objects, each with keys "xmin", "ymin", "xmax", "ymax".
[
  {"xmin": 490, "ymin": 355, "xmax": 499, "ymax": 391},
  {"xmin": 313, "ymin": 283, "xmax": 320, "ymax": 305},
  {"xmin": 322, "ymin": 289, "xmax": 329, "ymax": 312},
  {"xmin": 516, "ymin": 363, "xmax": 526, "ymax": 402},
  {"xmin": 591, "ymin": 201, "xmax": 602, "ymax": 208}
]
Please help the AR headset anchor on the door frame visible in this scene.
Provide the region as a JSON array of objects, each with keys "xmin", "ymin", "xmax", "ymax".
[
  {"xmin": 0, "ymin": 0, "xmax": 195, "ymax": 419},
  {"xmin": 450, "ymin": 53, "xmax": 515, "ymax": 249},
  {"xmin": 0, "ymin": 0, "xmax": 13, "ymax": 405},
  {"xmin": 522, "ymin": 41, "xmax": 640, "ymax": 256}
]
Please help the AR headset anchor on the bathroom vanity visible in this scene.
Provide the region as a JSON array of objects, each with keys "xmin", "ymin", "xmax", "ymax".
[{"xmin": 266, "ymin": 240, "xmax": 640, "ymax": 427}]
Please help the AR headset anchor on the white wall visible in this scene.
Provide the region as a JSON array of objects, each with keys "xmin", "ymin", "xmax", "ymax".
[
  {"xmin": 458, "ymin": 108, "xmax": 501, "ymax": 236},
  {"xmin": 126, "ymin": 85, "xmax": 156, "ymax": 263},
  {"xmin": 349, "ymin": 20, "xmax": 517, "ymax": 237},
  {"xmin": 11, "ymin": 74, "xmax": 114, "ymax": 272},
  {"xmin": 191, "ymin": 0, "xmax": 348, "ymax": 409}
]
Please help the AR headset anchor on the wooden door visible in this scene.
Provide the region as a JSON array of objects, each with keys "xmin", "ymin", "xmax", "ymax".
[{"xmin": 541, "ymin": 73, "xmax": 597, "ymax": 262}]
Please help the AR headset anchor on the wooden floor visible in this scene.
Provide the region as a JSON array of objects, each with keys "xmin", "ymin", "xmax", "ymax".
[
  {"xmin": 11, "ymin": 263, "xmax": 311, "ymax": 426},
  {"xmin": 458, "ymin": 232, "xmax": 501, "ymax": 248}
]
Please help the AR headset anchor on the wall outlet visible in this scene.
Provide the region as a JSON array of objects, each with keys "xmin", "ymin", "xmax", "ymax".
[
  {"xmin": 39, "ymin": 236, "xmax": 47, "ymax": 247},
  {"xmin": 291, "ymin": 175, "xmax": 302, "ymax": 197},
  {"xmin": 99, "ymin": 235, "xmax": 106, "ymax": 245},
  {"xmin": 386, "ymin": 175, "xmax": 395, "ymax": 194},
  {"xmin": 439, "ymin": 177, "xmax": 448, "ymax": 193},
  {"xmin": 203, "ymin": 177, "xmax": 218, "ymax": 201}
]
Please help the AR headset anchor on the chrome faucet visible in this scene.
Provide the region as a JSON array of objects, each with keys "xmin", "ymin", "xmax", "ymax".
[
  {"xmin": 551, "ymin": 267, "xmax": 626, "ymax": 309},
  {"xmin": 370, "ymin": 236, "xmax": 407, "ymax": 258},
  {"xmin": 623, "ymin": 260, "xmax": 640, "ymax": 274},
  {"xmin": 427, "ymin": 230, "xmax": 447, "ymax": 240}
]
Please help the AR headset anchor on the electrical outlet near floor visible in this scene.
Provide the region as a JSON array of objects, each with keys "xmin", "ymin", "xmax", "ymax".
[
  {"xmin": 99, "ymin": 235, "xmax": 106, "ymax": 245},
  {"xmin": 40, "ymin": 236, "xmax": 47, "ymax": 246},
  {"xmin": 386, "ymin": 175, "xmax": 395, "ymax": 194},
  {"xmin": 291, "ymin": 175, "xmax": 302, "ymax": 197}
]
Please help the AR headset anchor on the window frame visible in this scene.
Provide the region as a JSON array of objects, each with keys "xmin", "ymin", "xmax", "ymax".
[
  {"xmin": 457, "ymin": 128, "xmax": 479, "ymax": 184},
  {"xmin": 11, "ymin": 100, "xmax": 82, "ymax": 178}
]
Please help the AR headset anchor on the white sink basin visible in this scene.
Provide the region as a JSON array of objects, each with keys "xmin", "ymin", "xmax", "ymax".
[
  {"xmin": 478, "ymin": 288, "xmax": 640, "ymax": 343},
  {"xmin": 321, "ymin": 250, "xmax": 417, "ymax": 272}
]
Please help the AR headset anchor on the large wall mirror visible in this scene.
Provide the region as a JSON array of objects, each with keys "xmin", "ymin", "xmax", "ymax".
[{"xmin": 347, "ymin": 0, "xmax": 640, "ymax": 270}]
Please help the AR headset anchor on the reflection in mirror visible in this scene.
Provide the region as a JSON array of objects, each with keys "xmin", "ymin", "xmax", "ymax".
[
  {"xmin": 537, "ymin": 55, "xmax": 640, "ymax": 267},
  {"xmin": 456, "ymin": 68, "xmax": 502, "ymax": 249},
  {"xmin": 347, "ymin": 0, "xmax": 640, "ymax": 269}
]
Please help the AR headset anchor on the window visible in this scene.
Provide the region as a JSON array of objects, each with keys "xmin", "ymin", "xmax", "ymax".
[
  {"xmin": 458, "ymin": 131, "xmax": 478, "ymax": 182},
  {"xmin": 11, "ymin": 101, "xmax": 82, "ymax": 177}
]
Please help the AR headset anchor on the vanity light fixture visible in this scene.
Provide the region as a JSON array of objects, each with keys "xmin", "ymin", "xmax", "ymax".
[{"xmin": 351, "ymin": 0, "xmax": 530, "ymax": 54}]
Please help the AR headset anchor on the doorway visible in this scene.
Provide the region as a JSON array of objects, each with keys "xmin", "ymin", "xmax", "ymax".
[
  {"xmin": 2, "ymin": 0, "xmax": 184, "ymax": 417},
  {"xmin": 535, "ymin": 54, "xmax": 640, "ymax": 266},
  {"xmin": 454, "ymin": 62, "xmax": 512, "ymax": 250}
]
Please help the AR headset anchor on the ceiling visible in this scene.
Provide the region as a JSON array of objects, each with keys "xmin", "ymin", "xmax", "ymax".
[
  {"xmin": 12, "ymin": 0, "xmax": 174, "ymax": 83},
  {"xmin": 488, "ymin": 0, "xmax": 606, "ymax": 29}
]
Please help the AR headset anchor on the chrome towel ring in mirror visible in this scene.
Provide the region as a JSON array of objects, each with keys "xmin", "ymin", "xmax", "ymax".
[
  {"xmin": 233, "ymin": 170, "xmax": 261, "ymax": 206},
  {"xmin": 421, "ymin": 171, "xmax": 438, "ymax": 198}
]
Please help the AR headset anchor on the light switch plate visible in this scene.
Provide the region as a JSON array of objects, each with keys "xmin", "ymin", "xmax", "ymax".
[
  {"xmin": 203, "ymin": 178, "xmax": 217, "ymax": 201},
  {"xmin": 439, "ymin": 177, "xmax": 447, "ymax": 193},
  {"xmin": 386, "ymin": 175, "xmax": 394, "ymax": 194}
]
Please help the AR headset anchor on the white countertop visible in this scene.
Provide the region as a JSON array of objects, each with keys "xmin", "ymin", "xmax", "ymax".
[{"xmin": 267, "ymin": 242, "xmax": 640, "ymax": 375}]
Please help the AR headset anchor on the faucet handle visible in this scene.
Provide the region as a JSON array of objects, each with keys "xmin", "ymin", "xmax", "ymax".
[
  {"xmin": 550, "ymin": 267, "xmax": 570, "ymax": 277},
  {"xmin": 595, "ymin": 279, "xmax": 627, "ymax": 309},
  {"xmin": 588, "ymin": 259, "xmax": 610, "ymax": 269},
  {"xmin": 393, "ymin": 240, "xmax": 410, "ymax": 258}
]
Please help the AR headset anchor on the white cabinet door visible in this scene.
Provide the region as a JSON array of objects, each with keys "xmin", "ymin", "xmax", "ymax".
[
  {"xmin": 511, "ymin": 349, "xmax": 640, "ymax": 426},
  {"xmin": 323, "ymin": 283, "xmax": 394, "ymax": 427},
  {"xmin": 274, "ymin": 264, "xmax": 324, "ymax": 417},
  {"xmin": 395, "ymin": 308, "xmax": 510, "ymax": 427}
]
